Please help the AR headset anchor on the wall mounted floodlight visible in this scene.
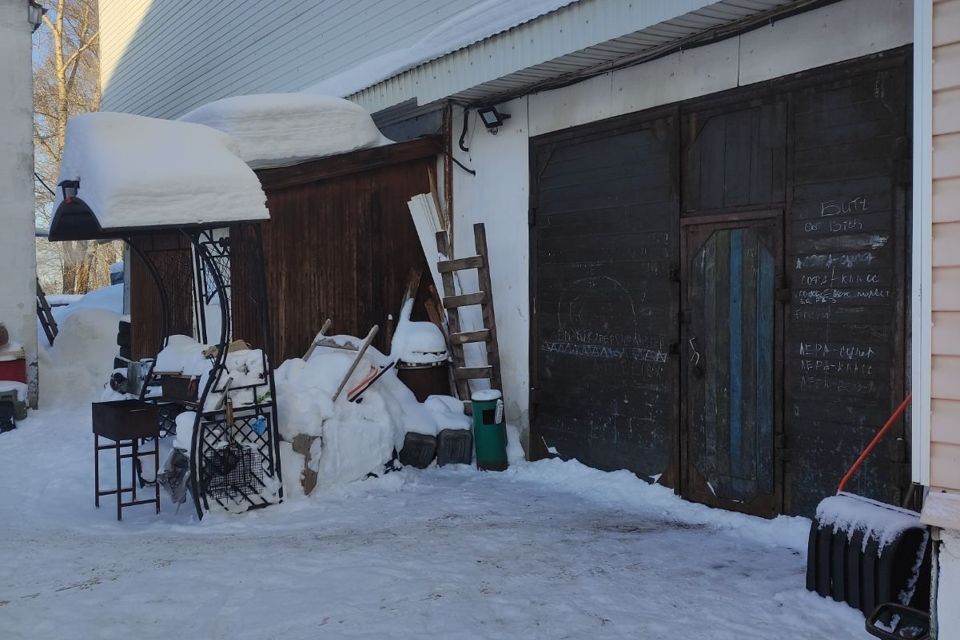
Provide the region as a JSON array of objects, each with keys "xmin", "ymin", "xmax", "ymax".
[
  {"xmin": 28, "ymin": 1, "xmax": 46, "ymax": 33},
  {"xmin": 477, "ymin": 106, "xmax": 511, "ymax": 133}
]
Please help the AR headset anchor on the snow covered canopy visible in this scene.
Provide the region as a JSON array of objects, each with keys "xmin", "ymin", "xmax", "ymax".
[
  {"xmin": 49, "ymin": 112, "xmax": 269, "ymax": 241},
  {"xmin": 179, "ymin": 94, "xmax": 389, "ymax": 170}
]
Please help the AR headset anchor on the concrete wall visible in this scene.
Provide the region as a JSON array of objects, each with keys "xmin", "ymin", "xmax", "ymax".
[
  {"xmin": 449, "ymin": 0, "xmax": 912, "ymax": 444},
  {"xmin": 0, "ymin": 0, "xmax": 38, "ymax": 405}
]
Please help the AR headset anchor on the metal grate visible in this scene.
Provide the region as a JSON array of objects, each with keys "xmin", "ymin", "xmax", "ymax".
[{"xmin": 197, "ymin": 410, "xmax": 276, "ymax": 511}]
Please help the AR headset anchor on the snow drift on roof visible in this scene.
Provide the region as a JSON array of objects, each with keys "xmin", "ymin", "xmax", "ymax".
[
  {"xmin": 305, "ymin": 0, "xmax": 579, "ymax": 98},
  {"xmin": 55, "ymin": 112, "xmax": 269, "ymax": 230},
  {"xmin": 179, "ymin": 94, "xmax": 390, "ymax": 169}
]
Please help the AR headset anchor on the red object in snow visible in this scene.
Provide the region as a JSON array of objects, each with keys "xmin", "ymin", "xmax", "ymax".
[
  {"xmin": 0, "ymin": 343, "xmax": 27, "ymax": 384},
  {"xmin": 837, "ymin": 393, "xmax": 913, "ymax": 493}
]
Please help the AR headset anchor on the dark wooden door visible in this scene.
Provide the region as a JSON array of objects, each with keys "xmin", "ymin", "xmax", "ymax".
[
  {"xmin": 530, "ymin": 111, "xmax": 680, "ymax": 482},
  {"xmin": 682, "ymin": 215, "xmax": 782, "ymax": 515}
]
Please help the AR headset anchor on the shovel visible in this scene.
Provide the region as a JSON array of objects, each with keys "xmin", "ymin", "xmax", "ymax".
[{"xmin": 805, "ymin": 395, "xmax": 931, "ymax": 616}]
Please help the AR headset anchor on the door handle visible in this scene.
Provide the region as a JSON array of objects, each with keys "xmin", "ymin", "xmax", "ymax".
[
  {"xmin": 689, "ymin": 337, "xmax": 704, "ymax": 379},
  {"xmin": 688, "ymin": 337, "xmax": 701, "ymax": 365}
]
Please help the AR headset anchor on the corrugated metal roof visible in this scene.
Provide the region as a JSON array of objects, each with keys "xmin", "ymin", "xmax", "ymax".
[{"xmin": 350, "ymin": 0, "xmax": 816, "ymax": 113}]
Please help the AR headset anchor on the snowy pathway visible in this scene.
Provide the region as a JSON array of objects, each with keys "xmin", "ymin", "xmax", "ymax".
[{"xmin": 0, "ymin": 409, "xmax": 868, "ymax": 639}]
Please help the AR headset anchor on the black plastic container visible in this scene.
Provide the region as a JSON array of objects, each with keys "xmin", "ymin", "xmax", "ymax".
[
  {"xmin": 437, "ymin": 429, "xmax": 472, "ymax": 466},
  {"xmin": 399, "ymin": 432, "xmax": 436, "ymax": 469}
]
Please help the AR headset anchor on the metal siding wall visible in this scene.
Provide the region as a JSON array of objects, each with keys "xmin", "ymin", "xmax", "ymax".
[
  {"xmin": 99, "ymin": 0, "xmax": 482, "ymax": 118},
  {"xmin": 932, "ymin": 0, "xmax": 960, "ymax": 491}
]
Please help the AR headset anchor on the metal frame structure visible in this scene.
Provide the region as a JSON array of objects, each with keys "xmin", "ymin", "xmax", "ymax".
[
  {"xmin": 129, "ymin": 226, "xmax": 283, "ymax": 518},
  {"xmin": 184, "ymin": 226, "xmax": 282, "ymax": 517},
  {"xmin": 48, "ymin": 192, "xmax": 283, "ymax": 519}
]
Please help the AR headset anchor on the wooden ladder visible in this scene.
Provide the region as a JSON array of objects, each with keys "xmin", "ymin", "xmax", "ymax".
[
  {"xmin": 435, "ymin": 223, "xmax": 502, "ymax": 410},
  {"xmin": 36, "ymin": 278, "xmax": 59, "ymax": 346}
]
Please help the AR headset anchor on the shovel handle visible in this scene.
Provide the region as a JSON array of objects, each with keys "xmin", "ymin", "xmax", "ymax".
[{"xmin": 837, "ymin": 393, "xmax": 912, "ymax": 493}]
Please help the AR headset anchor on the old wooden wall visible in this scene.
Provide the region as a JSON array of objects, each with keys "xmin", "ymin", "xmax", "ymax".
[
  {"xmin": 233, "ymin": 138, "xmax": 440, "ymax": 362},
  {"xmin": 530, "ymin": 49, "xmax": 910, "ymax": 517},
  {"xmin": 129, "ymin": 233, "xmax": 195, "ymax": 360}
]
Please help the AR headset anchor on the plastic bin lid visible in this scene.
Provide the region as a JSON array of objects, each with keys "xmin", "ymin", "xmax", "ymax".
[{"xmin": 471, "ymin": 389, "xmax": 502, "ymax": 401}]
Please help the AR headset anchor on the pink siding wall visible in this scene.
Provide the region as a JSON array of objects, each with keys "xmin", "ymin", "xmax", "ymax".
[{"xmin": 931, "ymin": 0, "xmax": 960, "ymax": 491}]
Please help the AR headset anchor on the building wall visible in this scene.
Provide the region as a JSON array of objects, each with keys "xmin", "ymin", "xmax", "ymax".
[
  {"xmin": 931, "ymin": 0, "xmax": 960, "ymax": 492},
  {"xmin": 0, "ymin": 0, "xmax": 38, "ymax": 405},
  {"xmin": 451, "ymin": 0, "xmax": 912, "ymax": 443},
  {"xmin": 99, "ymin": 0, "xmax": 496, "ymax": 119}
]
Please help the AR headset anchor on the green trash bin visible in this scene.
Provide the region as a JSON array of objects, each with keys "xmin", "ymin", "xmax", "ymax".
[{"xmin": 472, "ymin": 390, "xmax": 508, "ymax": 471}]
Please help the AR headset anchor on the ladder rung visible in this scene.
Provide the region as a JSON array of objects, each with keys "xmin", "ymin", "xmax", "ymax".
[
  {"xmin": 454, "ymin": 366, "xmax": 493, "ymax": 380},
  {"xmin": 443, "ymin": 292, "xmax": 486, "ymax": 308},
  {"xmin": 437, "ymin": 256, "xmax": 484, "ymax": 273},
  {"xmin": 449, "ymin": 329, "xmax": 490, "ymax": 345}
]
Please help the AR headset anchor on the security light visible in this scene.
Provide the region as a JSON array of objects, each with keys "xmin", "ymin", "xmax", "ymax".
[
  {"xmin": 477, "ymin": 106, "xmax": 510, "ymax": 133},
  {"xmin": 28, "ymin": 1, "xmax": 46, "ymax": 33}
]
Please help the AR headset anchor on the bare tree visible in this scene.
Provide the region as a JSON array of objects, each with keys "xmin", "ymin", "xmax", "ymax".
[{"xmin": 34, "ymin": 0, "xmax": 118, "ymax": 294}]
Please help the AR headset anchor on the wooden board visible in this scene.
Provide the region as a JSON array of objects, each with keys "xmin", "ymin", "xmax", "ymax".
[
  {"xmin": 232, "ymin": 142, "xmax": 438, "ymax": 362},
  {"xmin": 528, "ymin": 49, "xmax": 910, "ymax": 518},
  {"xmin": 682, "ymin": 216, "xmax": 781, "ymax": 516},
  {"xmin": 530, "ymin": 110, "xmax": 680, "ymax": 482},
  {"xmin": 129, "ymin": 232, "xmax": 195, "ymax": 359},
  {"xmin": 782, "ymin": 60, "xmax": 910, "ymax": 516}
]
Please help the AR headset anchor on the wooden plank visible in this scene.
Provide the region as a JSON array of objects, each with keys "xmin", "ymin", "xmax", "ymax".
[
  {"xmin": 529, "ymin": 112, "xmax": 679, "ymax": 485},
  {"xmin": 449, "ymin": 329, "xmax": 491, "ymax": 345},
  {"xmin": 231, "ymin": 154, "xmax": 435, "ymax": 361},
  {"xmin": 255, "ymin": 136, "xmax": 442, "ymax": 191},
  {"xmin": 437, "ymin": 256, "xmax": 484, "ymax": 273},
  {"xmin": 453, "ymin": 366, "xmax": 493, "ymax": 380},
  {"xmin": 129, "ymin": 232, "xmax": 195, "ymax": 359},
  {"xmin": 442, "ymin": 291, "xmax": 487, "ymax": 308},
  {"xmin": 473, "ymin": 223, "xmax": 503, "ymax": 393},
  {"xmin": 436, "ymin": 230, "xmax": 470, "ymax": 402}
]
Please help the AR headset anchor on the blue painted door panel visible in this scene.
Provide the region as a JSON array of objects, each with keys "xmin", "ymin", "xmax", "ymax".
[{"xmin": 686, "ymin": 221, "xmax": 777, "ymax": 511}]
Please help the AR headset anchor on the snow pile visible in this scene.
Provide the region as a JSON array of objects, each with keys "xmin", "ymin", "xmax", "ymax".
[
  {"xmin": 816, "ymin": 493, "xmax": 922, "ymax": 552},
  {"xmin": 55, "ymin": 112, "xmax": 269, "ymax": 229},
  {"xmin": 179, "ymin": 94, "xmax": 389, "ymax": 169},
  {"xmin": 155, "ymin": 335, "xmax": 213, "ymax": 376},
  {"xmin": 155, "ymin": 335, "xmax": 269, "ymax": 410},
  {"xmin": 306, "ymin": 0, "xmax": 578, "ymax": 97},
  {"xmin": 274, "ymin": 337, "xmax": 472, "ymax": 493},
  {"xmin": 46, "ymin": 283, "xmax": 123, "ymax": 331},
  {"xmin": 0, "ymin": 381, "xmax": 28, "ymax": 402},
  {"xmin": 389, "ymin": 299, "xmax": 448, "ymax": 365},
  {"xmin": 507, "ymin": 458, "xmax": 813, "ymax": 552},
  {"xmin": 40, "ymin": 310, "xmax": 120, "ymax": 406},
  {"xmin": 201, "ymin": 347, "xmax": 268, "ymax": 411}
]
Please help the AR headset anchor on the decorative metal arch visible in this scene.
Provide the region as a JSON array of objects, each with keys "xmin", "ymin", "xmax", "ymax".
[{"xmin": 186, "ymin": 226, "xmax": 283, "ymax": 518}]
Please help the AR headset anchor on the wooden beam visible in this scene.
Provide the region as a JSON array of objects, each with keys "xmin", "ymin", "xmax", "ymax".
[{"xmin": 256, "ymin": 136, "xmax": 442, "ymax": 191}]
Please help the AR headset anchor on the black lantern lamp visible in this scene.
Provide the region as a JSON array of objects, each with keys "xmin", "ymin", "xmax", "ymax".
[
  {"xmin": 28, "ymin": 1, "xmax": 46, "ymax": 33},
  {"xmin": 59, "ymin": 179, "xmax": 80, "ymax": 201},
  {"xmin": 477, "ymin": 106, "xmax": 510, "ymax": 134}
]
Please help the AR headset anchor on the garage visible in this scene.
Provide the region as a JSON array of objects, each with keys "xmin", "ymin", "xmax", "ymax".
[{"xmin": 530, "ymin": 49, "xmax": 910, "ymax": 517}]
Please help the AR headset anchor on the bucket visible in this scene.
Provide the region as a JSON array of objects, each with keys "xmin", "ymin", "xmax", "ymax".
[{"xmin": 396, "ymin": 360, "xmax": 450, "ymax": 402}]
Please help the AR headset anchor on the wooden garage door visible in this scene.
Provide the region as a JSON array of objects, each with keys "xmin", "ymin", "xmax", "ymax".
[{"xmin": 530, "ymin": 111, "xmax": 680, "ymax": 481}]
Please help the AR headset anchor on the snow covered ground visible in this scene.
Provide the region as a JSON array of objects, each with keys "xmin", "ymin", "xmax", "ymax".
[{"xmin": 0, "ymin": 406, "xmax": 870, "ymax": 639}]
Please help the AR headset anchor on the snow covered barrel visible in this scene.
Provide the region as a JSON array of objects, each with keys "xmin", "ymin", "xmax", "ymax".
[
  {"xmin": 393, "ymin": 319, "xmax": 450, "ymax": 402},
  {"xmin": 805, "ymin": 493, "xmax": 931, "ymax": 616}
]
